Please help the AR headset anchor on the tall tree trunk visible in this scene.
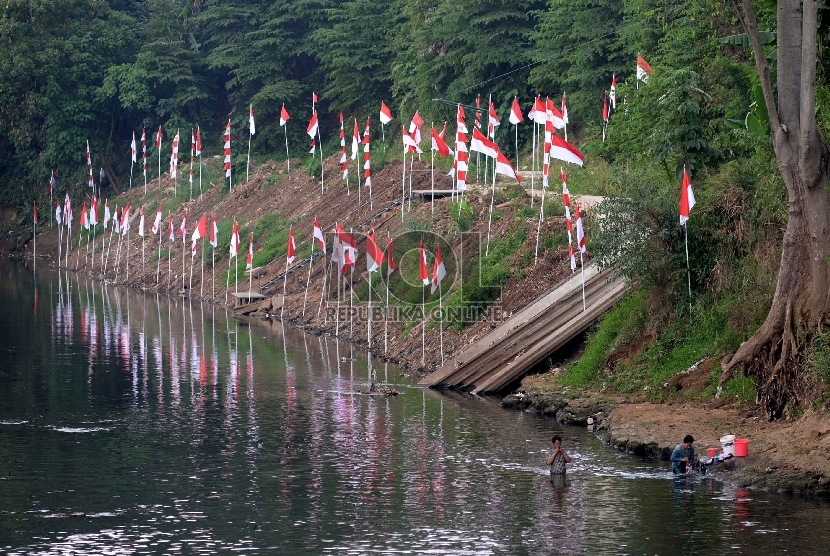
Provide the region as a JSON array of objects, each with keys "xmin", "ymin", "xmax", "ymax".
[{"xmin": 721, "ymin": 0, "xmax": 830, "ymax": 416}]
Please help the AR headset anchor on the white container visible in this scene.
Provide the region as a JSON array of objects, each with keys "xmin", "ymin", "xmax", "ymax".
[{"xmin": 720, "ymin": 434, "xmax": 736, "ymax": 457}]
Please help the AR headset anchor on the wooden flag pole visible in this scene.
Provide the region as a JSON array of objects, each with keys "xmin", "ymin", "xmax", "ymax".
[
  {"xmin": 407, "ymin": 154, "xmax": 414, "ymax": 212},
  {"xmin": 368, "ymin": 270, "xmax": 372, "ymax": 349},
  {"xmin": 336, "ymin": 258, "xmax": 341, "ymax": 336},
  {"xmin": 439, "ymin": 282, "xmax": 444, "ymax": 367},
  {"xmin": 530, "ymin": 121, "xmax": 537, "ymax": 208},
  {"xmin": 200, "ymin": 239, "xmax": 205, "ymax": 298},
  {"xmin": 283, "ymin": 127, "xmax": 290, "ymax": 178},
  {"xmin": 156, "ymin": 225, "xmax": 162, "ymax": 283},
  {"xmin": 189, "ymin": 243, "xmax": 195, "ymax": 293},
  {"xmin": 126, "ymin": 227, "xmax": 130, "ymax": 282},
  {"xmin": 349, "ymin": 251, "xmax": 354, "ymax": 339},
  {"xmin": 685, "ymin": 224, "xmax": 692, "ymax": 315},
  {"xmin": 421, "ymin": 284, "xmax": 426, "ymax": 367},
  {"xmin": 142, "ymin": 229, "xmax": 145, "ymax": 287},
  {"xmin": 401, "ymin": 150, "xmax": 407, "ymax": 221},
  {"xmin": 384, "ymin": 246, "xmax": 390, "ymax": 353},
  {"xmin": 246, "ymin": 131, "xmax": 252, "ymax": 183},
  {"xmin": 515, "ymin": 123, "xmax": 519, "ymax": 173},
  {"xmin": 211, "ymin": 243, "xmax": 215, "ymax": 300}
]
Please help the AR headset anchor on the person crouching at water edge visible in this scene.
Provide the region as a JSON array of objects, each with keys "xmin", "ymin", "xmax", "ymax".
[
  {"xmin": 671, "ymin": 435, "xmax": 695, "ymax": 474},
  {"xmin": 546, "ymin": 436, "xmax": 572, "ymax": 476}
]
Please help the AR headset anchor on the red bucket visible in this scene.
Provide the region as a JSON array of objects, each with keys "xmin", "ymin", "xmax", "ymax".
[
  {"xmin": 734, "ymin": 438, "xmax": 749, "ymax": 457},
  {"xmin": 707, "ymin": 447, "xmax": 718, "ymax": 458}
]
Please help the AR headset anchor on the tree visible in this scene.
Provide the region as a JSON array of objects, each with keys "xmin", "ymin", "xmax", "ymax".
[{"xmin": 719, "ymin": 0, "xmax": 830, "ymax": 416}]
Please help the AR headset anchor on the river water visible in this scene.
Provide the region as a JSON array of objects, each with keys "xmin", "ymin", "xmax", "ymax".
[{"xmin": 1, "ymin": 262, "xmax": 830, "ymax": 554}]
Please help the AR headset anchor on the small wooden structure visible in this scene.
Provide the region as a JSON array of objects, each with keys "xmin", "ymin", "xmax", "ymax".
[
  {"xmin": 412, "ymin": 189, "xmax": 462, "ymax": 201},
  {"xmin": 231, "ymin": 291, "xmax": 265, "ymax": 308}
]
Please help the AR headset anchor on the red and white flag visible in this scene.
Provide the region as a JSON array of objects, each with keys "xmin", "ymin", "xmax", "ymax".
[
  {"xmin": 280, "ymin": 104, "xmax": 290, "ymax": 126},
  {"xmin": 33, "ymin": 201, "xmax": 39, "ymax": 225},
  {"xmin": 366, "ymin": 230, "xmax": 384, "ymax": 273},
  {"xmin": 550, "ymin": 135, "xmax": 585, "ymax": 167},
  {"xmin": 86, "ymin": 141, "xmax": 93, "ymax": 188},
  {"xmin": 351, "ymin": 118, "xmax": 360, "ymax": 160},
  {"xmin": 120, "ymin": 205, "xmax": 130, "ymax": 234},
  {"xmin": 431, "ymin": 125, "xmax": 453, "ymax": 157},
  {"xmin": 80, "ymin": 202, "xmax": 88, "ymax": 230},
  {"xmin": 339, "ymin": 113, "xmax": 348, "ymax": 179},
  {"xmin": 419, "ymin": 239, "xmax": 429, "ymax": 285},
  {"xmin": 210, "ymin": 214, "xmax": 218, "ymax": 248},
  {"xmin": 113, "ymin": 205, "xmax": 120, "ymax": 233},
  {"xmin": 249, "ymin": 104, "xmax": 255, "ymax": 135},
  {"xmin": 610, "ymin": 74, "xmax": 617, "ymax": 109},
  {"xmin": 509, "ymin": 96, "xmax": 524, "ymax": 125},
  {"xmin": 151, "ymin": 204, "xmax": 162, "ymax": 234},
  {"xmin": 192, "ymin": 213, "xmax": 207, "ymax": 252},
  {"xmin": 247, "ymin": 233, "xmax": 255, "ymax": 269},
  {"xmin": 178, "ymin": 209, "xmax": 187, "ymax": 243},
  {"xmin": 561, "ymin": 168, "xmax": 571, "ymax": 220},
  {"xmin": 602, "ymin": 91, "xmax": 609, "ymax": 142},
  {"xmin": 170, "ymin": 129, "xmax": 180, "ymax": 178},
  {"xmin": 562, "ymin": 93, "xmax": 569, "ymax": 125},
  {"xmin": 138, "ymin": 207, "xmax": 145, "ymax": 237},
  {"xmin": 195, "ymin": 126, "xmax": 202, "ymax": 156},
  {"xmin": 487, "ymin": 96, "xmax": 500, "ymax": 139},
  {"xmin": 386, "ymin": 236, "xmax": 397, "ymax": 277},
  {"xmin": 528, "ymin": 96, "xmax": 546, "ymax": 124},
  {"xmin": 566, "ymin": 216, "xmax": 577, "ymax": 272},
  {"xmin": 307, "ymin": 110, "xmax": 319, "ymax": 138},
  {"xmin": 637, "ymin": 55, "xmax": 652, "ymax": 82},
  {"xmin": 362, "ymin": 118, "xmax": 371, "ymax": 187},
  {"xmin": 229, "ymin": 220, "xmax": 239, "ymax": 258},
  {"xmin": 454, "ymin": 104, "xmax": 469, "ymax": 190},
  {"xmin": 103, "ymin": 200, "xmax": 111, "ymax": 229},
  {"xmin": 546, "ymin": 97, "xmax": 566, "ymax": 130},
  {"xmin": 439, "ymin": 122, "xmax": 448, "ymax": 140},
  {"xmin": 168, "ymin": 215, "xmax": 175, "ymax": 243},
  {"xmin": 312, "ymin": 92, "xmax": 318, "ymax": 105},
  {"xmin": 223, "ymin": 120, "xmax": 232, "ymax": 177},
  {"xmin": 575, "ymin": 204, "xmax": 586, "ymax": 253},
  {"xmin": 286, "ymin": 228, "xmax": 295, "ymax": 264},
  {"xmin": 90, "ymin": 198, "xmax": 98, "ymax": 226},
  {"xmin": 495, "ymin": 150, "xmax": 521, "ymax": 182},
  {"xmin": 402, "ymin": 128, "xmax": 422, "ymax": 154},
  {"xmin": 471, "ymin": 128, "xmax": 499, "ymax": 159},
  {"xmin": 431, "ymin": 245, "xmax": 447, "ymax": 294},
  {"xmin": 189, "ymin": 129, "xmax": 195, "ymax": 185},
  {"xmin": 141, "ymin": 128, "xmax": 147, "ymax": 177},
  {"xmin": 131, "ymin": 132, "xmax": 137, "ymax": 163},
  {"xmin": 679, "ymin": 165, "xmax": 696, "ymax": 225},
  {"xmin": 379, "ymin": 101, "xmax": 393, "ymax": 125},
  {"xmin": 313, "ymin": 217, "xmax": 326, "ymax": 253},
  {"xmin": 49, "ymin": 169, "xmax": 56, "ymax": 195},
  {"xmin": 409, "ymin": 111, "xmax": 424, "ymax": 145},
  {"xmin": 475, "ymin": 94, "xmax": 482, "ymax": 131},
  {"xmin": 55, "ymin": 202, "xmax": 62, "ymax": 226},
  {"xmin": 155, "ymin": 125, "xmax": 162, "ymax": 150}
]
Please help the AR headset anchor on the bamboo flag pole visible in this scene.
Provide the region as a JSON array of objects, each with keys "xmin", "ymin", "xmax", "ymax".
[
  {"xmin": 534, "ymin": 182, "xmax": 547, "ymax": 265},
  {"xmin": 485, "ymin": 156, "xmax": 497, "ymax": 256},
  {"xmin": 200, "ymin": 237, "xmax": 205, "ymax": 298},
  {"xmin": 384, "ymin": 233, "xmax": 390, "ymax": 354},
  {"xmin": 401, "ymin": 149, "xmax": 407, "ymax": 221},
  {"xmin": 281, "ymin": 253, "xmax": 290, "ymax": 320},
  {"xmin": 530, "ymin": 119, "xmax": 537, "ymax": 208},
  {"xmin": 156, "ymin": 220, "xmax": 162, "ymax": 283},
  {"xmin": 431, "ymin": 123, "xmax": 435, "ymax": 217},
  {"xmin": 248, "ymin": 234, "xmax": 253, "ymax": 295},
  {"xmin": 421, "ymin": 284, "xmax": 426, "ymax": 368},
  {"xmin": 685, "ymin": 224, "xmax": 692, "ymax": 315},
  {"xmin": 349, "ymin": 261, "xmax": 354, "ymax": 339},
  {"xmin": 438, "ymin": 282, "xmax": 444, "ymax": 367}
]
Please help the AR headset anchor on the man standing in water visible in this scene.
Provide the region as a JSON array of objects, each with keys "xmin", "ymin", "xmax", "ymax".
[
  {"xmin": 546, "ymin": 436, "xmax": 572, "ymax": 477},
  {"xmin": 671, "ymin": 434, "xmax": 695, "ymax": 474}
]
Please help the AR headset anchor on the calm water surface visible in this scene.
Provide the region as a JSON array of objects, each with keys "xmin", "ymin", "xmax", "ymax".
[{"xmin": 2, "ymin": 262, "xmax": 830, "ymax": 555}]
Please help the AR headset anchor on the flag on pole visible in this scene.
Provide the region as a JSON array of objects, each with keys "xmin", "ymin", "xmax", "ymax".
[
  {"xmin": 156, "ymin": 125, "xmax": 162, "ymax": 150},
  {"xmin": 49, "ymin": 170, "xmax": 56, "ymax": 195},
  {"xmin": 121, "ymin": 205, "xmax": 130, "ymax": 234},
  {"xmin": 168, "ymin": 215, "xmax": 175, "ymax": 243},
  {"xmin": 223, "ymin": 120, "xmax": 232, "ymax": 177},
  {"xmin": 80, "ymin": 202, "xmax": 88, "ymax": 230},
  {"xmin": 189, "ymin": 129, "xmax": 195, "ymax": 187},
  {"xmin": 138, "ymin": 207, "xmax": 145, "ymax": 237},
  {"xmin": 562, "ymin": 93, "xmax": 569, "ymax": 125},
  {"xmin": 141, "ymin": 128, "xmax": 147, "ymax": 178},
  {"xmin": 170, "ymin": 129, "xmax": 180, "ymax": 178},
  {"xmin": 566, "ymin": 216, "xmax": 577, "ymax": 271},
  {"xmin": 562, "ymin": 167, "xmax": 571, "ymax": 220},
  {"xmin": 249, "ymin": 104, "xmax": 255, "ymax": 135},
  {"xmin": 546, "ymin": 97, "xmax": 566, "ymax": 130},
  {"xmin": 178, "ymin": 210, "xmax": 187, "ymax": 242},
  {"xmin": 637, "ymin": 55, "xmax": 652, "ymax": 83},
  {"xmin": 488, "ymin": 96, "xmax": 500, "ymax": 139},
  {"xmin": 575, "ymin": 204, "xmax": 586, "ymax": 253},
  {"xmin": 131, "ymin": 132, "xmax": 137, "ymax": 163},
  {"xmin": 470, "ymin": 128, "xmax": 499, "ymax": 159},
  {"xmin": 403, "ymin": 128, "xmax": 423, "ymax": 153},
  {"xmin": 528, "ymin": 96, "xmax": 546, "ymax": 123},
  {"xmin": 33, "ymin": 201, "xmax": 39, "ymax": 225},
  {"xmin": 55, "ymin": 202, "xmax": 62, "ymax": 226},
  {"xmin": 431, "ymin": 245, "xmax": 447, "ymax": 294},
  {"xmin": 151, "ymin": 205, "xmax": 162, "ymax": 234},
  {"xmin": 680, "ymin": 165, "xmax": 696, "ymax": 225},
  {"xmin": 312, "ymin": 92, "xmax": 318, "ymax": 105},
  {"xmin": 307, "ymin": 110, "xmax": 318, "ymax": 154},
  {"xmin": 351, "ymin": 118, "xmax": 360, "ymax": 160},
  {"xmin": 602, "ymin": 91, "xmax": 609, "ymax": 142},
  {"xmin": 386, "ymin": 236, "xmax": 397, "ymax": 276},
  {"xmin": 280, "ymin": 104, "xmax": 290, "ymax": 126},
  {"xmin": 229, "ymin": 220, "xmax": 239, "ymax": 258},
  {"xmin": 362, "ymin": 118, "xmax": 371, "ymax": 187},
  {"xmin": 610, "ymin": 74, "xmax": 617, "ymax": 110},
  {"xmin": 380, "ymin": 101, "xmax": 393, "ymax": 124},
  {"xmin": 366, "ymin": 231, "xmax": 384, "ymax": 273},
  {"xmin": 509, "ymin": 97, "xmax": 524, "ymax": 125},
  {"xmin": 419, "ymin": 239, "xmax": 429, "ymax": 285},
  {"xmin": 431, "ymin": 126, "xmax": 454, "ymax": 157},
  {"xmin": 113, "ymin": 205, "xmax": 120, "ymax": 234},
  {"xmin": 195, "ymin": 127, "xmax": 201, "ymax": 156},
  {"xmin": 247, "ymin": 233, "xmax": 255, "ymax": 269},
  {"xmin": 210, "ymin": 214, "xmax": 218, "ymax": 248},
  {"xmin": 550, "ymin": 135, "xmax": 585, "ymax": 166},
  {"xmin": 286, "ymin": 228, "xmax": 295, "ymax": 264},
  {"xmin": 455, "ymin": 105, "xmax": 469, "ymax": 190},
  {"xmin": 495, "ymin": 150, "xmax": 521, "ymax": 182},
  {"xmin": 192, "ymin": 213, "xmax": 207, "ymax": 253},
  {"xmin": 409, "ymin": 111, "xmax": 424, "ymax": 145},
  {"xmin": 338, "ymin": 113, "xmax": 348, "ymax": 179},
  {"xmin": 90, "ymin": 198, "xmax": 98, "ymax": 226},
  {"xmin": 475, "ymin": 94, "xmax": 482, "ymax": 131},
  {"xmin": 103, "ymin": 200, "xmax": 111, "ymax": 229},
  {"xmin": 86, "ymin": 141, "xmax": 93, "ymax": 188}
]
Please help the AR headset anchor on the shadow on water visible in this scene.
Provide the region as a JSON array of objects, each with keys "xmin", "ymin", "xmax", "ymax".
[{"xmin": 1, "ymin": 262, "xmax": 830, "ymax": 554}]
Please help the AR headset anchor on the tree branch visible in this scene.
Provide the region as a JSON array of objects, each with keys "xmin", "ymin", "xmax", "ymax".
[{"xmin": 738, "ymin": 0, "xmax": 781, "ymax": 136}]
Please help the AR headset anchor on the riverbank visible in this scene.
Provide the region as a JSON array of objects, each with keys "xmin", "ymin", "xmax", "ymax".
[{"xmin": 502, "ymin": 385, "xmax": 830, "ymax": 495}]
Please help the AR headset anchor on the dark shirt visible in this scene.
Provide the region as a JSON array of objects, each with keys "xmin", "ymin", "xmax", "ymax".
[{"xmin": 670, "ymin": 443, "xmax": 695, "ymax": 474}]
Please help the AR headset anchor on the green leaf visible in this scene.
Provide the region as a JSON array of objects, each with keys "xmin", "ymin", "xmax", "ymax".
[
  {"xmin": 752, "ymin": 84, "xmax": 769, "ymax": 125},
  {"xmin": 746, "ymin": 113, "xmax": 765, "ymax": 136},
  {"xmin": 718, "ymin": 32, "xmax": 776, "ymax": 46},
  {"xmin": 724, "ymin": 118, "xmax": 746, "ymax": 130}
]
